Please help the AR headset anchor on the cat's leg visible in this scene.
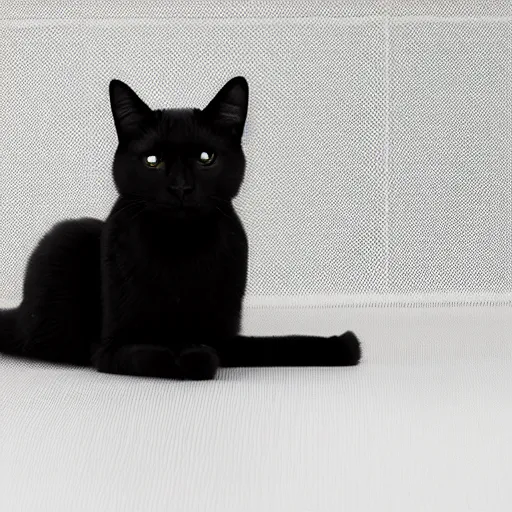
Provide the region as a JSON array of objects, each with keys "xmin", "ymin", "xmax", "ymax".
[
  {"xmin": 93, "ymin": 341, "xmax": 218, "ymax": 380},
  {"xmin": 215, "ymin": 331, "xmax": 361, "ymax": 368},
  {"xmin": 95, "ymin": 342, "xmax": 220, "ymax": 380},
  {"xmin": 0, "ymin": 218, "xmax": 103, "ymax": 365},
  {"xmin": 94, "ymin": 343, "xmax": 219, "ymax": 380},
  {"xmin": 93, "ymin": 342, "xmax": 179, "ymax": 378}
]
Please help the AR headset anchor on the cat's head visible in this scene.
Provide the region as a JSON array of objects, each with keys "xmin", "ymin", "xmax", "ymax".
[{"xmin": 109, "ymin": 77, "xmax": 248, "ymax": 217}]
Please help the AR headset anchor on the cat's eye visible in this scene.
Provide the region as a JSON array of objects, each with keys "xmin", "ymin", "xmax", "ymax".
[
  {"xmin": 145, "ymin": 155, "xmax": 161, "ymax": 167},
  {"xmin": 198, "ymin": 151, "xmax": 215, "ymax": 166}
]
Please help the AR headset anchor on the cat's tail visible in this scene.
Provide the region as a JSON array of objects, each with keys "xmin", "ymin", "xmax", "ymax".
[
  {"xmin": 217, "ymin": 331, "xmax": 361, "ymax": 368},
  {"xmin": 0, "ymin": 308, "xmax": 22, "ymax": 356}
]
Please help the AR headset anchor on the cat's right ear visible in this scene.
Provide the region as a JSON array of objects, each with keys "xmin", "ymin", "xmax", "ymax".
[{"xmin": 109, "ymin": 80, "xmax": 153, "ymax": 140}]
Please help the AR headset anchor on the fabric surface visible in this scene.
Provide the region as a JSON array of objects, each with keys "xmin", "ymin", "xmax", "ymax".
[{"xmin": 2, "ymin": 305, "xmax": 512, "ymax": 512}]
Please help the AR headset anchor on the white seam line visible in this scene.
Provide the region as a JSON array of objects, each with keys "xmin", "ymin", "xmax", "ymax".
[
  {"xmin": 243, "ymin": 301, "xmax": 512, "ymax": 309},
  {"xmin": 509, "ymin": 23, "xmax": 512, "ymax": 293},
  {"xmin": 383, "ymin": 5, "xmax": 391, "ymax": 294},
  {"xmin": 391, "ymin": 14, "xmax": 512, "ymax": 24},
  {"xmin": 242, "ymin": 292, "xmax": 512, "ymax": 308},
  {"xmin": 0, "ymin": 14, "xmax": 511, "ymax": 28},
  {"xmin": 0, "ymin": 15, "xmax": 384, "ymax": 28}
]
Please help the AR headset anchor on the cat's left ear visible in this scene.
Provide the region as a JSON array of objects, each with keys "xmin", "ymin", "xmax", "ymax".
[{"xmin": 202, "ymin": 77, "xmax": 249, "ymax": 138}]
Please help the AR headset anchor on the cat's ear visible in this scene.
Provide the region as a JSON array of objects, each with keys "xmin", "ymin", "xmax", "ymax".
[
  {"xmin": 109, "ymin": 80, "xmax": 153, "ymax": 140},
  {"xmin": 202, "ymin": 77, "xmax": 248, "ymax": 138}
]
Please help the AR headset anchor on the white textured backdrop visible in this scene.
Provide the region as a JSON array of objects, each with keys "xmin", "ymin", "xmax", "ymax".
[{"xmin": 1, "ymin": 1, "xmax": 510, "ymax": 311}]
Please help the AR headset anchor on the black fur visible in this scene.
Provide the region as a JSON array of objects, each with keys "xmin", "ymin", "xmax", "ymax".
[{"xmin": 0, "ymin": 77, "xmax": 361, "ymax": 379}]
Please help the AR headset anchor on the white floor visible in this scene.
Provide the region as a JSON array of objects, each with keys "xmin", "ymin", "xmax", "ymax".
[{"xmin": 1, "ymin": 305, "xmax": 512, "ymax": 511}]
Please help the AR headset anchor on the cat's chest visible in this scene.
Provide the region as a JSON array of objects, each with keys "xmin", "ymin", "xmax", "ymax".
[{"xmin": 106, "ymin": 213, "xmax": 245, "ymax": 290}]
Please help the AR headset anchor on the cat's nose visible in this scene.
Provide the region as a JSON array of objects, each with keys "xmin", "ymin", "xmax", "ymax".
[{"xmin": 167, "ymin": 183, "xmax": 193, "ymax": 201}]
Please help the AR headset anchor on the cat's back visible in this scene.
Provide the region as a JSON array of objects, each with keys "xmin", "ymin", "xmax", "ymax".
[{"xmin": 17, "ymin": 217, "xmax": 104, "ymax": 363}]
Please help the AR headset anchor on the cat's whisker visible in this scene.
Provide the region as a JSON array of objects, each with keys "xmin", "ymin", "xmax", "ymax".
[
  {"xmin": 211, "ymin": 195, "xmax": 230, "ymax": 204},
  {"xmin": 215, "ymin": 206, "xmax": 233, "ymax": 221},
  {"xmin": 126, "ymin": 208, "xmax": 145, "ymax": 224},
  {"xmin": 112, "ymin": 200, "xmax": 146, "ymax": 221},
  {"xmin": 121, "ymin": 202, "xmax": 147, "ymax": 224}
]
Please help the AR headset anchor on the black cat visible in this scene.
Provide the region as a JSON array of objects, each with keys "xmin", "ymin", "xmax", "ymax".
[{"xmin": 0, "ymin": 77, "xmax": 360, "ymax": 379}]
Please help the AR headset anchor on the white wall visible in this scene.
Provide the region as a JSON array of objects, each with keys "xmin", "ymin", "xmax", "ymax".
[{"xmin": 0, "ymin": 1, "xmax": 510, "ymax": 310}]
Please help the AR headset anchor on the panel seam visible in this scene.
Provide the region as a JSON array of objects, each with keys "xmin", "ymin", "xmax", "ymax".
[
  {"xmin": 1, "ymin": 15, "xmax": 512, "ymax": 27},
  {"xmin": 509, "ymin": 20, "xmax": 512, "ymax": 295},
  {"xmin": 383, "ymin": 2, "xmax": 391, "ymax": 294}
]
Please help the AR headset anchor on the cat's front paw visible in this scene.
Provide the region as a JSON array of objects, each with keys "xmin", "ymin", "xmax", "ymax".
[
  {"xmin": 94, "ymin": 344, "xmax": 178, "ymax": 378},
  {"xmin": 177, "ymin": 345, "xmax": 219, "ymax": 380}
]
